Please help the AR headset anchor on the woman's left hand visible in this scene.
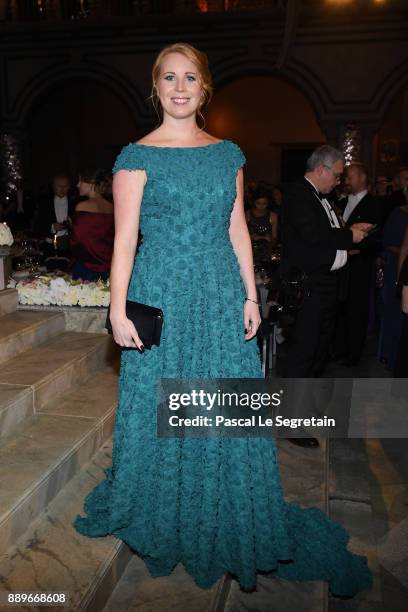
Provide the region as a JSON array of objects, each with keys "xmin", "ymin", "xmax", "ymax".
[{"xmin": 244, "ymin": 300, "xmax": 261, "ymax": 340}]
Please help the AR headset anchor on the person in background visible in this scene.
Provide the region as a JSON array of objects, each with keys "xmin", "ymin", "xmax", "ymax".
[
  {"xmin": 271, "ymin": 185, "xmax": 283, "ymax": 213},
  {"xmin": 244, "ymin": 180, "xmax": 257, "ymax": 211},
  {"xmin": 281, "ymin": 145, "xmax": 372, "ymax": 447},
  {"xmin": 70, "ymin": 168, "xmax": 114, "ymax": 281},
  {"xmin": 246, "ymin": 184, "xmax": 278, "ymax": 265},
  {"xmin": 375, "ymin": 175, "xmax": 391, "ymax": 198},
  {"xmin": 378, "ymin": 196, "xmax": 408, "ymax": 370},
  {"xmin": 334, "ymin": 163, "xmax": 382, "ymax": 366},
  {"xmin": 391, "ymin": 172, "xmax": 401, "ymax": 193},
  {"xmin": 394, "ymin": 226, "xmax": 408, "ymax": 376},
  {"xmin": 383, "ymin": 168, "xmax": 408, "ymax": 221},
  {"xmin": 34, "ymin": 173, "xmax": 76, "ymax": 256}
]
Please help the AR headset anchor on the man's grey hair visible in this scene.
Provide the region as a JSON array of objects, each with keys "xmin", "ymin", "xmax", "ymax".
[{"xmin": 306, "ymin": 145, "xmax": 344, "ymax": 172}]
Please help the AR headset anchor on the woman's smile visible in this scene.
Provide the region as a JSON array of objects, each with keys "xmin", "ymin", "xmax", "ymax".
[{"xmin": 171, "ymin": 97, "xmax": 190, "ymax": 105}]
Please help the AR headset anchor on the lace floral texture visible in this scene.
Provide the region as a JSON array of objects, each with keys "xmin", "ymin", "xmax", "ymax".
[{"xmin": 73, "ymin": 140, "xmax": 372, "ymax": 596}]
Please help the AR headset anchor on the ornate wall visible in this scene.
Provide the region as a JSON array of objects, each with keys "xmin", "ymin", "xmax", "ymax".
[{"xmin": 1, "ymin": 0, "xmax": 407, "ymax": 186}]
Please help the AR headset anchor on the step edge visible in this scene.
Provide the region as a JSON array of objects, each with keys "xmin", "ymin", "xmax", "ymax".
[
  {"xmin": 0, "ymin": 407, "xmax": 116, "ymax": 536},
  {"xmin": 0, "ymin": 312, "xmax": 64, "ymax": 340},
  {"xmin": 0, "ymin": 335, "xmax": 111, "ymax": 397}
]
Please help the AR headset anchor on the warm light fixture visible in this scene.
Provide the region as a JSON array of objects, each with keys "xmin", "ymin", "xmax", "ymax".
[
  {"xmin": 326, "ymin": 0, "xmax": 354, "ymax": 5},
  {"xmin": 326, "ymin": 0, "xmax": 387, "ymax": 3}
]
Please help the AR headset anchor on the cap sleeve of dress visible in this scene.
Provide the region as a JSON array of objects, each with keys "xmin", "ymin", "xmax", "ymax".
[
  {"xmin": 112, "ymin": 143, "xmax": 146, "ymax": 174},
  {"xmin": 229, "ymin": 141, "xmax": 246, "ymax": 172}
]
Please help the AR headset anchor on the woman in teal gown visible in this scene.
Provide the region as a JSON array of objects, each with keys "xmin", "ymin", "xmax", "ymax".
[{"xmin": 73, "ymin": 42, "xmax": 372, "ymax": 597}]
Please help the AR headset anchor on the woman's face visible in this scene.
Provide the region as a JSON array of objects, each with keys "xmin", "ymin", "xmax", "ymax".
[
  {"xmin": 272, "ymin": 189, "xmax": 282, "ymax": 205},
  {"xmin": 155, "ymin": 52, "xmax": 203, "ymax": 120},
  {"xmin": 77, "ymin": 179, "xmax": 93, "ymax": 197},
  {"xmin": 254, "ymin": 197, "xmax": 268, "ymax": 211}
]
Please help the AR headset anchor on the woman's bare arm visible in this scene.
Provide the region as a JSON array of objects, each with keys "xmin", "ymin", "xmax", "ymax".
[
  {"xmin": 229, "ymin": 169, "xmax": 261, "ymax": 340},
  {"xmin": 109, "ymin": 169, "xmax": 146, "ymax": 348}
]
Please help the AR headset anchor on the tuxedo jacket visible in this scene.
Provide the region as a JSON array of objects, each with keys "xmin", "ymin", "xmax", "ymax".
[
  {"xmin": 34, "ymin": 193, "xmax": 76, "ymax": 239},
  {"xmin": 341, "ymin": 192, "xmax": 382, "ymax": 227},
  {"xmin": 281, "ymin": 177, "xmax": 353, "ymax": 281},
  {"xmin": 341, "ymin": 192, "xmax": 383, "ymax": 257}
]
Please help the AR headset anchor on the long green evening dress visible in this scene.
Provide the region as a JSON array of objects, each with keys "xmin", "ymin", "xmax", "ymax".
[{"xmin": 73, "ymin": 139, "xmax": 372, "ymax": 597}]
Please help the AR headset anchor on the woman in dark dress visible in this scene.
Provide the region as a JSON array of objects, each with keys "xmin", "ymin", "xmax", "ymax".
[
  {"xmin": 246, "ymin": 184, "xmax": 278, "ymax": 266},
  {"xmin": 70, "ymin": 168, "xmax": 114, "ymax": 281},
  {"xmin": 395, "ymin": 226, "xmax": 408, "ymax": 376},
  {"xmin": 378, "ymin": 204, "xmax": 408, "ymax": 369}
]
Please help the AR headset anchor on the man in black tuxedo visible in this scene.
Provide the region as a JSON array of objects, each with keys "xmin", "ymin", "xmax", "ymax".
[
  {"xmin": 33, "ymin": 174, "xmax": 76, "ymax": 256},
  {"xmin": 334, "ymin": 163, "xmax": 383, "ymax": 366},
  {"xmin": 281, "ymin": 146, "xmax": 372, "ymax": 447}
]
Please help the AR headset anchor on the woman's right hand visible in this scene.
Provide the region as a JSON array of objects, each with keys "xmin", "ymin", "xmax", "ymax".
[{"xmin": 109, "ymin": 314, "xmax": 144, "ymax": 351}]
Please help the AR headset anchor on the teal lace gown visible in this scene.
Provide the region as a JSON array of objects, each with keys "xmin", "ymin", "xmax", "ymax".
[{"xmin": 73, "ymin": 139, "xmax": 372, "ymax": 596}]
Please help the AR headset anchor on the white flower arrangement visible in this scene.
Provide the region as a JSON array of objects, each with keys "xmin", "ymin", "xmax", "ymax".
[
  {"xmin": 0, "ymin": 222, "xmax": 14, "ymax": 247},
  {"xmin": 7, "ymin": 273, "xmax": 110, "ymax": 307}
]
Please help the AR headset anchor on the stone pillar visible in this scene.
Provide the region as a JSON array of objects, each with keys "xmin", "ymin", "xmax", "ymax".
[{"xmin": 319, "ymin": 119, "xmax": 341, "ymax": 149}]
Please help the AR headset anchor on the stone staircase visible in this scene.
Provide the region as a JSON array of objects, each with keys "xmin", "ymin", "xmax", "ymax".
[
  {"xmin": 102, "ymin": 439, "xmax": 330, "ymax": 612},
  {"xmin": 0, "ymin": 287, "xmax": 330, "ymax": 612},
  {"xmin": 0, "ymin": 288, "xmax": 133, "ymax": 611},
  {"xmin": 1, "ymin": 288, "xmax": 376, "ymax": 612}
]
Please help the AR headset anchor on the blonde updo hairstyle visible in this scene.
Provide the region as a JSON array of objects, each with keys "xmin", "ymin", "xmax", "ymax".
[{"xmin": 149, "ymin": 42, "xmax": 214, "ymax": 129}]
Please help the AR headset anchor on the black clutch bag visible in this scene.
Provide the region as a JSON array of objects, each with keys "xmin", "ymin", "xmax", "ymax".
[{"xmin": 105, "ymin": 300, "xmax": 163, "ymax": 349}]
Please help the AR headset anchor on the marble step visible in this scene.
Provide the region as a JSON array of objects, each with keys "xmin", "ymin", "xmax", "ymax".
[
  {"xmin": 102, "ymin": 555, "xmax": 224, "ymax": 612},
  {"xmin": 0, "ymin": 439, "xmax": 133, "ymax": 612},
  {"xmin": 0, "ymin": 309, "xmax": 65, "ymax": 364},
  {"xmin": 223, "ymin": 438, "xmax": 329, "ymax": 612},
  {"xmin": 0, "ymin": 369, "xmax": 118, "ymax": 554},
  {"xmin": 103, "ymin": 438, "xmax": 329, "ymax": 612},
  {"xmin": 0, "ymin": 384, "xmax": 33, "ymax": 441},
  {"xmin": 328, "ymin": 439, "xmax": 383, "ymax": 612},
  {"xmin": 0, "ymin": 331, "xmax": 115, "ymax": 418},
  {"xmin": 0, "ymin": 288, "xmax": 18, "ymax": 317}
]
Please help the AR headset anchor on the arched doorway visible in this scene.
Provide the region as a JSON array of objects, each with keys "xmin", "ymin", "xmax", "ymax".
[
  {"xmin": 205, "ymin": 75, "xmax": 325, "ymax": 184},
  {"xmin": 24, "ymin": 79, "xmax": 138, "ymax": 192}
]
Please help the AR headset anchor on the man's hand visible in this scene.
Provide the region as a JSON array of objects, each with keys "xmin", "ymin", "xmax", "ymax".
[{"xmin": 350, "ymin": 223, "xmax": 374, "ymax": 244}]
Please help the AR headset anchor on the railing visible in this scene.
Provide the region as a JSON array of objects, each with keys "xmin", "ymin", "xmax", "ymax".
[{"xmin": 0, "ymin": 0, "xmax": 288, "ymax": 23}]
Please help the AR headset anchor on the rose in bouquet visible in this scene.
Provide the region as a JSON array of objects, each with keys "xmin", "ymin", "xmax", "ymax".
[{"xmin": 0, "ymin": 222, "xmax": 14, "ymax": 247}]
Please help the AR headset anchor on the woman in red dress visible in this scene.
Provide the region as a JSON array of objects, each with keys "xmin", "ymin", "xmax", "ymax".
[{"xmin": 70, "ymin": 168, "xmax": 114, "ymax": 281}]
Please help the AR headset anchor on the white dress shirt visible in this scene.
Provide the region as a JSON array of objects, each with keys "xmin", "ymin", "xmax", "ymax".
[
  {"xmin": 343, "ymin": 189, "xmax": 367, "ymax": 222},
  {"xmin": 53, "ymin": 195, "xmax": 69, "ymax": 236},
  {"xmin": 305, "ymin": 177, "xmax": 348, "ymax": 271}
]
